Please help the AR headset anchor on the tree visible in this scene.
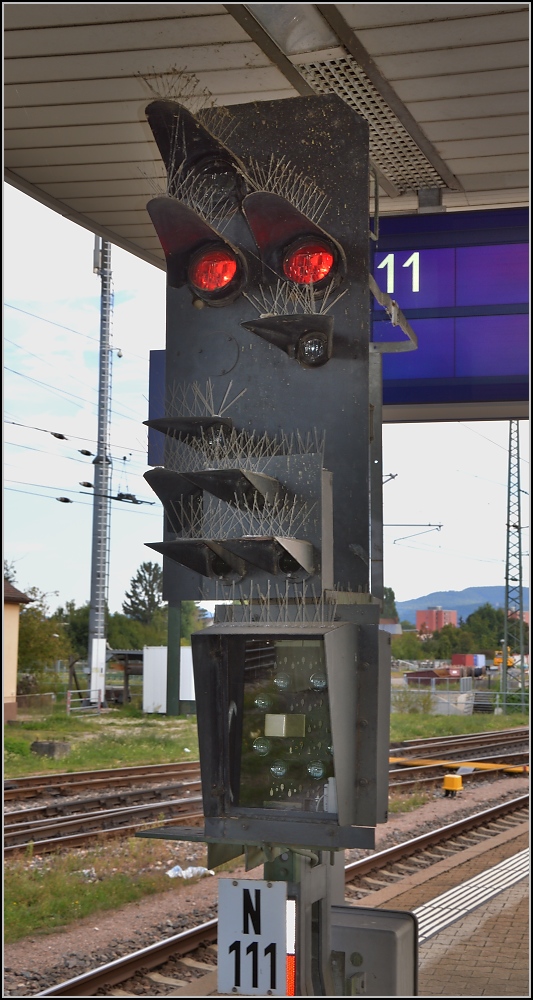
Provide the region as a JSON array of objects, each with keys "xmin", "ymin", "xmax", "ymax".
[
  {"xmin": 122, "ymin": 562, "xmax": 165, "ymax": 624},
  {"xmin": 424, "ymin": 623, "xmax": 474, "ymax": 660},
  {"xmin": 180, "ymin": 601, "xmax": 201, "ymax": 641},
  {"xmin": 383, "ymin": 587, "xmax": 398, "ymax": 620},
  {"xmin": 391, "ymin": 631, "xmax": 423, "ymax": 661},
  {"xmin": 4, "ymin": 559, "xmax": 17, "ymax": 584},
  {"xmin": 464, "ymin": 603, "xmax": 505, "ymax": 652},
  {"xmin": 55, "ymin": 600, "xmax": 91, "ymax": 660},
  {"xmin": 18, "ymin": 588, "xmax": 72, "ymax": 687}
]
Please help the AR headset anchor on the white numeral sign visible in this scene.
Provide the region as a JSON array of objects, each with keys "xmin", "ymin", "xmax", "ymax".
[{"xmin": 218, "ymin": 879, "xmax": 287, "ymax": 995}]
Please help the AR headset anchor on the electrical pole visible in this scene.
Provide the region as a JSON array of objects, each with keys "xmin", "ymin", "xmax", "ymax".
[
  {"xmin": 502, "ymin": 419, "xmax": 525, "ymax": 709},
  {"xmin": 88, "ymin": 237, "xmax": 113, "ymax": 704}
]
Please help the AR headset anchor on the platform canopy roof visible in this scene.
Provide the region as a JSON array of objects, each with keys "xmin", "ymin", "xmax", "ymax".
[{"xmin": 4, "ymin": 3, "xmax": 529, "ymax": 269}]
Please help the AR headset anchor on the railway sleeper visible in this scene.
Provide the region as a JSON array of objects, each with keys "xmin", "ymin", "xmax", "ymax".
[{"xmin": 147, "ymin": 972, "xmax": 188, "ymax": 987}]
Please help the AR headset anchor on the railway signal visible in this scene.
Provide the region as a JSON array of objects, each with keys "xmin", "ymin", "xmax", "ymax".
[
  {"xmin": 140, "ymin": 93, "xmax": 411, "ymax": 995},
  {"xmin": 143, "ymin": 94, "xmax": 371, "ymax": 601}
]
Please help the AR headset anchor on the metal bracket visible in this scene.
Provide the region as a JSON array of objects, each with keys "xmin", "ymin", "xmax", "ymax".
[
  {"xmin": 369, "ymin": 166, "xmax": 380, "ymax": 241},
  {"xmin": 369, "ymin": 273, "xmax": 418, "ymax": 353}
]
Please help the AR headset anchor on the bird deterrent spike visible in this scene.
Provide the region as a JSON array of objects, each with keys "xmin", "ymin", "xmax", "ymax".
[{"xmin": 197, "ymin": 105, "xmax": 238, "ymax": 148}]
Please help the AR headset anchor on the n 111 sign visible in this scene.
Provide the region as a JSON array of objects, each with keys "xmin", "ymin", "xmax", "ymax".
[{"xmin": 218, "ymin": 879, "xmax": 287, "ymax": 996}]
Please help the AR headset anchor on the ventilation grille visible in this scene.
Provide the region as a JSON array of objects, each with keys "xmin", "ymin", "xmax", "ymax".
[{"xmin": 300, "ymin": 55, "xmax": 446, "ymax": 194}]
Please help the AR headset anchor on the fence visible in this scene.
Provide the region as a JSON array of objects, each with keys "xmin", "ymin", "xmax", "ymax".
[
  {"xmin": 66, "ymin": 689, "xmax": 102, "ymax": 715},
  {"xmin": 15, "ymin": 691, "xmax": 60, "ymax": 716},
  {"xmin": 391, "ymin": 683, "xmax": 529, "ymax": 716}
]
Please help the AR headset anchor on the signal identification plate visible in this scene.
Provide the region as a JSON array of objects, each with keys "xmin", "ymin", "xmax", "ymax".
[{"xmin": 218, "ymin": 879, "xmax": 287, "ymax": 995}]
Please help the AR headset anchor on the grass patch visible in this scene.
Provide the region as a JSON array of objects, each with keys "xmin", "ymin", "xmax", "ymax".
[
  {"xmin": 390, "ymin": 712, "xmax": 529, "ymax": 743},
  {"xmin": 388, "ymin": 791, "xmax": 430, "ymax": 814},
  {"xmin": 4, "ymin": 708, "xmax": 199, "ymax": 778},
  {"xmin": 5, "ymin": 705, "xmax": 528, "ymax": 778},
  {"xmin": 4, "ymin": 836, "xmax": 210, "ymax": 944},
  {"xmin": 4, "ymin": 706, "xmax": 528, "ymax": 942}
]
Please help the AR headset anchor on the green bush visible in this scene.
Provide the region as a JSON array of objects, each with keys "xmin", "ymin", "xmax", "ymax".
[{"xmin": 4, "ymin": 736, "xmax": 32, "ymax": 758}]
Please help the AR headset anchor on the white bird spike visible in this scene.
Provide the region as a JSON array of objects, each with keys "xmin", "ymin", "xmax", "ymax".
[
  {"xmin": 244, "ymin": 280, "xmax": 346, "ymax": 318},
  {"xmin": 168, "ymin": 379, "xmax": 247, "ymax": 419},
  {"xmin": 245, "ymin": 155, "xmax": 330, "ymax": 224},
  {"xmin": 138, "ymin": 65, "xmax": 214, "ymax": 110},
  {"xmin": 196, "ymin": 105, "xmax": 239, "ymax": 148}
]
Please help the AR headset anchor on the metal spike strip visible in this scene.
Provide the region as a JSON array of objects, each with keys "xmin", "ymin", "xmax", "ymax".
[
  {"xmin": 167, "ymin": 379, "xmax": 245, "ymax": 418},
  {"xmin": 163, "ymin": 416, "xmax": 325, "ymax": 477},
  {"xmin": 196, "ymin": 105, "xmax": 239, "ymax": 148},
  {"xmin": 168, "ymin": 491, "xmax": 317, "ymax": 542},
  {"xmin": 245, "ymin": 154, "xmax": 330, "ymax": 223},
  {"xmin": 137, "ymin": 65, "xmax": 215, "ymax": 110},
  {"xmin": 244, "ymin": 279, "xmax": 347, "ymax": 318},
  {"xmin": 159, "ymin": 110, "xmax": 237, "ymax": 226},
  {"xmin": 218, "ymin": 580, "xmax": 338, "ymax": 624}
]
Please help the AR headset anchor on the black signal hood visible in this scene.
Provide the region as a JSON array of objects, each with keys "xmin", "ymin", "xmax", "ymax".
[
  {"xmin": 144, "ymin": 416, "xmax": 233, "ymax": 444},
  {"xmin": 242, "ymin": 191, "xmax": 344, "ymax": 279},
  {"xmin": 223, "ymin": 536, "xmax": 314, "ymax": 578},
  {"xmin": 146, "ymin": 538, "xmax": 247, "ymax": 584},
  {"xmin": 146, "ymin": 198, "xmax": 245, "ymax": 294},
  {"xmin": 146, "ymin": 100, "xmax": 246, "ymax": 188},
  {"xmin": 242, "ymin": 314, "xmax": 333, "ymax": 367}
]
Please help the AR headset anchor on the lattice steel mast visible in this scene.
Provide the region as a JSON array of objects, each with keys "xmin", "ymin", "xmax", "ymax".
[
  {"xmin": 88, "ymin": 238, "xmax": 113, "ymax": 703},
  {"xmin": 501, "ymin": 419, "xmax": 525, "ymax": 704}
]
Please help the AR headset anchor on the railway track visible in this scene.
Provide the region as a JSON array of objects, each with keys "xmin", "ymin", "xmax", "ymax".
[
  {"xmin": 5, "ymin": 728, "xmax": 527, "ymax": 803},
  {"xmin": 4, "ymin": 729, "xmax": 528, "ymax": 855},
  {"xmin": 4, "ymin": 761, "xmax": 202, "ymax": 801},
  {"xmin": 390, "ymin": 726, "xmax": 528, "ymax": 756},
  {"xmin": 32, "ymin": 794, "xmax": 529, "ymax": 998}
]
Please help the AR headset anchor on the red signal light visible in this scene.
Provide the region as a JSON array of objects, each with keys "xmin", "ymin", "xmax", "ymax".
[
  {"xmin": 189, "ymin": 247, "xmax": 238, "ymax": 292},
  {"xmin": 283, "ymin": 241, "xmax": 334, "ymax": 284}
]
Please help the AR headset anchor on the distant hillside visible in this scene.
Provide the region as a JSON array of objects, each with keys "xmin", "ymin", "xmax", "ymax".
[{"xmin": 397, "ymin": 587, "xmax": 530, "ymax": 625}]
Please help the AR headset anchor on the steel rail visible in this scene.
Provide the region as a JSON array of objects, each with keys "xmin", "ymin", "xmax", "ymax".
[
  {"xmin": 34, "ymin": 919, "xmax": 218, "ymax": 997},
  {"xmin": 7, "ymin": 729, "xmax": 528, "ymax": 800},
  {"xmin": 390, "ymin": 731, "xmax": 528, "ymax": 757},
  {"xmin": 4, "ymin": 804, "xmax": 205, "ymax": 855},
  {"xmin": 4, "ymin": 779, "xmax": 202, "ymax": 825},
  {"xmin": 344, "ymin": 794, "xmax": 529, "ymax": 880},
  {"xmin": 4, "ymin": 761, "xmax": 201, "ymax": 799},
  {"xmin": 32, "ymin": 796, "xmax": 529, "ymax": 997},
  {"xmin": 396, "ymin": 727, "xmax": 527, "ymax": 749}
]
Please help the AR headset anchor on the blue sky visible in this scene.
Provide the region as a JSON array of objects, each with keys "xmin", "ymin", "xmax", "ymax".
[{"xmin": 3, "ymin": 183, "xmax": 529, "ymax": 614}]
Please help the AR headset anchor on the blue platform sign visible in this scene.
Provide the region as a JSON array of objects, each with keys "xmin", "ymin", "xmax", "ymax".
[
  {"xmin": 148, "ymin": 209, "xmax": 528, "ymax": 461},
  {"xmin": 372, "ymin": 208, "xmax": 528, "ymax": 411}
]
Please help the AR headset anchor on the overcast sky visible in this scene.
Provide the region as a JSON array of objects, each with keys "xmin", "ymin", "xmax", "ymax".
[{"xmin": 4, "ymin": 184, "xmax": 529, "ymax": 614}]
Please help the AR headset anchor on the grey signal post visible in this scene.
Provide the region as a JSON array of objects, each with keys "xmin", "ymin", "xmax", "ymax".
[{"xmin": 138, "ymin": 94, "xmax": 418, "ymax": 995}]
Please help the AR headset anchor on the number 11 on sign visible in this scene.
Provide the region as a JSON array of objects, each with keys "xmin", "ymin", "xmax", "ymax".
[{"xmin": 218, "ymin": 879, "xmax": 287, "ymax": 995}]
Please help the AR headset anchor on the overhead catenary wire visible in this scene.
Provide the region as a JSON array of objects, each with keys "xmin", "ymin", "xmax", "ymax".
[
  {"xmin": 4, "ymin": 439, "xmax": 150, "ymax": 478},
  {"xmin": 4, "ymin": 419, "xmax": 148, "ymax": 455},
  {"xmin": 4, "ymin": 485, "xmax": 162, "ymax": 516},
  {"xmin": 5, "ymin": 478, "xmax": 157, "ymax": 505},
  {"xmin": 5, "ymin": 337, "xmax": 145, "ymax": 421},
  {"xmin": 5, "ymin": 366, "xmax": 143, "ymax": 424},
  {"xmin": 5, "ymin": 301, "xmax": 148, "ymax": 362}
]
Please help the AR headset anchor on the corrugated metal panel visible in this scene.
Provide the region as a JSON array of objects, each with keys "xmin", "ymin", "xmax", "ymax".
[
  {"xmin": 3, "ymin": 4, "xmax": 224, "ymax": 29},
  {"xmin": 340, "ymin": 3, "xmax": 529, "ymax": 205},
  {"xmin": 354, "ymin": 10, "xmax": 529, "ymax": 52},
  {"xmin": 337, "ymin": 4, "xmax": 527, "ymax": 30},
  {"xmin": 5, "ymin": 14, "xmax": 248, "ymax": 57},
  {"xmin": 4, "ymin": 3, "xmax": 529, "ymax": 264}
]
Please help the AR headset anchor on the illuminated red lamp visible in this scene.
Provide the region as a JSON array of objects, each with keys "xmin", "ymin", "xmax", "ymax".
[
  {"xmin": 283, "ymin": 240, "xmax": 334, "ymax": 285},
  {"xmin": 189, "ymin": 246, "xmax": 238, "ymax": 293}
]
